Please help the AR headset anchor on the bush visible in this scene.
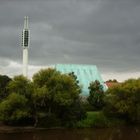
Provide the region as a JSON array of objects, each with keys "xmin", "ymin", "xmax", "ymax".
[
  {"xmin": 103, "ymin": 78, "xmax": 140, "ymax": 124},
  {"xmin": 76, "ymin": 111, "xmax": 109, "ymax": 128},
  {"xmin": 0, "ymin": 93, "xmax": 32, "ymax": 125},
  {"xmin": 0, "ymin": 69, "xmax": 87, "ymax": 127},
  {"xmin": 32, "ymin": 68, "xmax": 86, "ymax": 127}
]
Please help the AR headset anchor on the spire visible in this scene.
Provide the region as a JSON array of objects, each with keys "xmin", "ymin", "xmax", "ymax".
[{"xmin": 24, "ymin": 16, "xmax": 29, "ymax": 29}]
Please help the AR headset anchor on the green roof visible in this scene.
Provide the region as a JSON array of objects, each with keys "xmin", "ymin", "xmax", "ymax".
[{"xmin": 55, "ymin": 64, "xmax": 107, "ymax": 96}]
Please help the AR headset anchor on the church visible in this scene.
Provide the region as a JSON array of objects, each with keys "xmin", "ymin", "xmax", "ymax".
[{"xmin": 55, "ymin": 64, "xmax": 107, "ymax": 96}]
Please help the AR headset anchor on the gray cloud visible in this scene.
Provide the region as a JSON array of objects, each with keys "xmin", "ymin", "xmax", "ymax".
[{"xmin": 0, "ymin": 0, "xmax": 140, "ymax": 79}]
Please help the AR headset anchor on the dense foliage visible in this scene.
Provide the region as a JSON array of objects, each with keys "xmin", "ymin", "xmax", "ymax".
[
  {"xmin": 0, "ymin": 69, "xmax": 140, "ymax": 127},
  {"xmin": 7, "ymin": 75, "xmax": 33, "ymax": 99},
  {"xmin": 0, "ymin": 69, "xmax": 86, "ymax": 127},
  {"xmin": 104, "ymin": 78, "xmax": 140, "ymax": 124},
  {"xmin": 0, "ymin": 75, "xmax": 34, "ymax": 125},
  {"xmin": 0, "ymin": 75, "xmax": 11, "ymax": 101},
  {"xmin": 0, "ymin": 93, "xmax": 32, "ymax": 125},
  {"xmin": 32, "ymin": 68, "xmax": 86, "ymax": 127},
  {"xmin": 87, "ymin": 80, "xmax": 105, "ymax": 110}
]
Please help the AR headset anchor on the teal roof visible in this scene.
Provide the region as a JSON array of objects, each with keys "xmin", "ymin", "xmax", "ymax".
[{"xmin": 55, "ymin": 64, "xmax": 107, "ymax": 96}]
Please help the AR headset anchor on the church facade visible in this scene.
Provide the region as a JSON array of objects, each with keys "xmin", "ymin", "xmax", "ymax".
[{"xmin": 55, "ymin": 64, "xmax": 107, "ymax": 96}]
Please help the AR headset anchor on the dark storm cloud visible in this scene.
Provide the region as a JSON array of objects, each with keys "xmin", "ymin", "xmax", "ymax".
[{"xmin": 0, "ymin": 0, "xmax": 140, "ymax": 76}]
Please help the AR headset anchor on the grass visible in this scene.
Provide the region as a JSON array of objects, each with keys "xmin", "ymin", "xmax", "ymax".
[{"xmin": 76, "ymin": 111, "xmax": 125, "ymax": 128}]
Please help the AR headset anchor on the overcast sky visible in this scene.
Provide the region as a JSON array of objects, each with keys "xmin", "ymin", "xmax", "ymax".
[{"xmin": 0, "ymin": 0, "xmax": 140, "ymax": 81}]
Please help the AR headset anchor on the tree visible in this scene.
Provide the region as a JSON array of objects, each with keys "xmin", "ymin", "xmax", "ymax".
[
  {"xmin": 7, "ymin": 75, "xmax": 33, "ymax": 99},
  {"xmin": 1, "ymin": 75, "xmax": 35, "ymax": 125},
  {"xmin": 0, "ymin": 69, "xmax": 86, "ymax": 127},
  {"xmin": 0, "ymin": 75, "xmax": 11, "ymax": 101},
  {"xmin": 104, "ymin": 78, "xmax": 140, "ymax": 124},
  {"xmin": 33, "ymin": 68, "xmax": 80, "ymax": 107},
  {"xmin": 106, "ymin": 79, "xmax": 118, "ymax": 83},
  {"xmin": 58, "ymin": 97, "xmax": 86, "ymax": 127},
  {"xmin": 32, "ymin": 68, "xmax": 85, "ymax": 127},
  {"xmin": 0, "ymin": 93, "xmax": 32, "ymax": 125},
  {"xmin": 87, "ymin": 80, "xmax": 105, "ymax": 110},
  {"xmin": 68, "ymin": 72, "xmax": 81, "ymax": 94}
]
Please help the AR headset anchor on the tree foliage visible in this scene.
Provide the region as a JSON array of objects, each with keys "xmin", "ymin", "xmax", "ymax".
[
  {"xmin": 32, "ymin": 68, "xmax": 85, "ymax": 127},
  {"xmin": 33, "ymin": 69, "xmax": 80, "ymax": 106},
  {"xmin": 0, "ymin": 75, "xmax": 34, "ymax": 125},
  {"xmin": 7, "ymin": 75, "xmax": 33, "ymax": 98},
  {"xmin": 68, "ymin": 72, "xmax": 81, "ymax": 94},
  {"xmin": 87, "ymin": 80, "xmax": 105, "ymax": 110},
  {"xmin": 104, "ymin": 78, "xmax": 140, "ymax": 124},
  {"xmin": 0, "ymin": 75, "xmax": 11, "ymax": 101},
  {"xmin": 0, "ymin": 93, "xmax": 31, "ymax": 125},
  {"xmin": 0, "ymin": 69, "xmax": 86, "ymax": 127}
]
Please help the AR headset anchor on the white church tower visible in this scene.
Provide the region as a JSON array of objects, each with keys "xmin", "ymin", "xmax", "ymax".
[{"xmin": 22, "ymin": 16, "xmax": 30, "ymax": 77}]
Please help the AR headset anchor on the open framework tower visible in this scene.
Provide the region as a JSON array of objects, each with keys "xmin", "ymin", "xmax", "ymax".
[{"xmin": 22, "ymin": 16, "xmax": 30, "ymax": 77}]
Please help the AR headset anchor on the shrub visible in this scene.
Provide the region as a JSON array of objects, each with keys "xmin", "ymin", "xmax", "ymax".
[{"xmin": 103, "ymin": 78, "xmax": 140, "ymax": 124}]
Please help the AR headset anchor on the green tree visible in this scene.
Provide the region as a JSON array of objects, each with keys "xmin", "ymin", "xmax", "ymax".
[
  {"xmin": 1, "ymin": 75, "xmax": 35, "ymax": 125},
  {"xmin": 104, "ymin": 78, "xmax": 140, "ymax": 124},
  {"xmin": 7, "ymin": 75, "xmax": 33, "ymax": 99},
  {"xmin": 33, "ymin": 69, "xmax": 80, "ymax": 108},
  {"xmin": 68, "ymin": 72, "xmax": 81, "ymax": 93},
  {"xmin": 0, "ymin": 93, "xmax": 32, "ymax": 125},
  {"xmin": 58, "ymin": 98, "xmax": 86, "ymax": 127},
  {"xmin": 32, "ymin": 68, "xmax": 85, "ymax": 127},
  {"xmin": 106, "ymin": 79, "xmax": 118, "ymax": 83},
  {"xmin": 88, "ymin": 80, "xmax": 105, "ymax": 110},
  {"xmin": 0, "ymin": 69, "xmax": 86, "ymax": 127},
  {"xmin": 0, "ymin": 75, "xmax": 11, "ymax": 101}
]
